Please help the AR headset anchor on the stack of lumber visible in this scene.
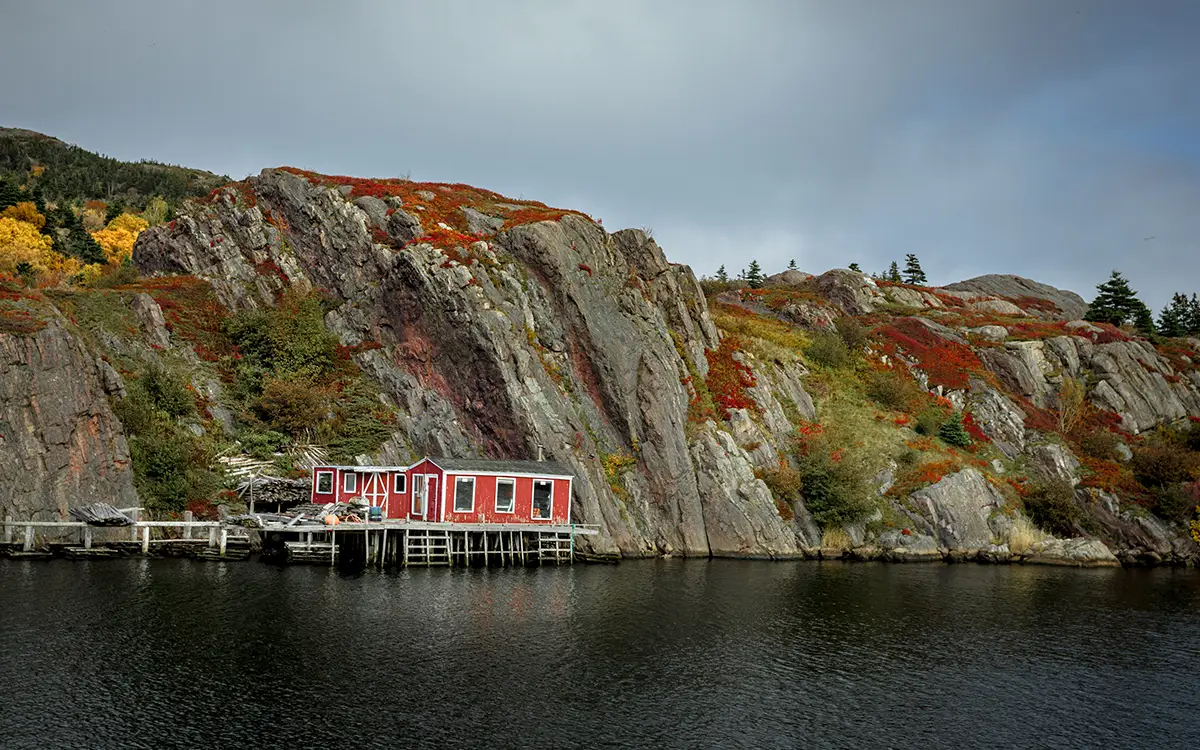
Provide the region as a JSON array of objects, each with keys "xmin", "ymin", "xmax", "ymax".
[{"xmin": 68, "ymin": 503, "xmax": 133, "ymax": 526}]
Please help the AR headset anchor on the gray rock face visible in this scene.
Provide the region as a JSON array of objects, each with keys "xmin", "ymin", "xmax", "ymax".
[
  {"xmin": 814, "ymin": 269, "xmax": 882, "ymax": 315},
  {"xmin": 130, "ymin": 293, "xmax": 171, "ymax": 350},
  {"xmin": 967, "ymin": 325, "xmax": 1008, "ymax": 341},
  {"xmin": 132, "ymin": 169, "xmax": 819, "ymax": 559},
  {"xmin": 945, "ymin": 274, "xmax": 1088, "ymax": 320},
  {"xmin": 764, "ymin": 269, "xmax": 813, "ymax": 287},
  {"xmin": 1028, "ymin": 443, "xmax": 1082, "ymax": 486},
  {"xmin": 969, "ymin": 298, "xmax": 1026, "ymax": 316},
  {"xmin": 1023, "ymin": 538, "xmax": 1119, "ymax": 567},
  {"xmin": 967, "ymin": 380, "xmax": 1027, "ymax": 457},
  {"xmin": 1, "ymin": 322, "xmax": 138, "ymax": 533},
  {"xmin": 975, "ymin": 332, "xmax": 1200, "ymax": 433},
  {"xmin": 690, "ymin": 426, "xmax": 814, "ymax": 557},
  {"xmin": 903, "ymin": 469, "xmax": 1006, "ymax": 550}
]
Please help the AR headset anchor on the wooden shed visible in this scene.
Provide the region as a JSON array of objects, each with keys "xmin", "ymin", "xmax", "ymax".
[{"xmin": 310, "ymin": 457, "xmax": 574, "ymax": 525}]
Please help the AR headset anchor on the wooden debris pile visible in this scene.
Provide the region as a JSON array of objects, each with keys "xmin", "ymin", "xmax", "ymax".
[
  {"xmin": 68, "ymin": 503, "xmax": 133, "ymax": 526},
  {"xmin": 235, "ymin": 476, "xmax": 310, "ymax": 506}
]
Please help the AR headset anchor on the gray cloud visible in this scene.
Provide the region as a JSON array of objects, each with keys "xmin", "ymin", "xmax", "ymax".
[{"xmin": 3, "ymin": 0, "xmax": 1197, "ymax": 308}]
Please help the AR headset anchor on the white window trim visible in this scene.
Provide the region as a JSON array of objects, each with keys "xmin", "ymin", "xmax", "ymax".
[
  {"xmin": 393, "ymin": 473, "xmax": 407, "ymax": 494},
  {"xmin": 343, "ymin": 472, "xmax": 357, "ymax": 493},
  {"xmin": 411, "ymin": 475, "xmax": 426, "ymax": 516},
  {"xmin": 531, "ymin": 480, "xmax": 554, "ymax": 521},
  {"xmin": 454, "ymin": 476, "xmax": 476, "ymax": 513},
  {"xmin": 494, "ymin": 477, "xmax": 516, "ymax": 514},
  {"xmin": 315, "ymin": 470, "xmax": 334, "ymax": 495}
]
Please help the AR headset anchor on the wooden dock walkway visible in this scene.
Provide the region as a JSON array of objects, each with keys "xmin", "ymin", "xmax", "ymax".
[{"xmin": 1, "ymin": 513, "xmax": 599, "ymax": 568}]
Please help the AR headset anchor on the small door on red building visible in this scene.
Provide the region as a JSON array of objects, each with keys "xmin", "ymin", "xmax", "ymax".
[
  {"xmin": 411, "ymin": 475, "xmax": 427, "ymax": 518},
  {"xmin": 426, "ymin": 476, "xmax": 438, "ymax": 520},
  {"xmin": 363, "ymin": 472, "xmax": 388, "ymax": 513}
]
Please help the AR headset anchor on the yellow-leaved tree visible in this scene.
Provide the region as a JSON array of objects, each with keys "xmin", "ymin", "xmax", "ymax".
[
  {"xmin": 1, "ymin": 202, "xmax": 47, "ymax": 230},
  {"xmin": 0, "ymin": 216, "xmax": 83, "ymax": 278},
  {"xmin": 91, "ymin": 212, "xmax": 149, "ymax": 265}
]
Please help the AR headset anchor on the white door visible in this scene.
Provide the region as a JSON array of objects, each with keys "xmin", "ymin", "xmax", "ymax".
[
  {"xmin": 411, "ymin": 475, "xmax": 426, "ymax": 518},
  {"xmin": 364, "ymin": 473, "xmax": 388, "ymax": 513}
]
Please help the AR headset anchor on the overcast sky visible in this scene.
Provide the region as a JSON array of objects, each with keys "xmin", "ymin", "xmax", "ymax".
[{"xmin": 3, "ymin": 1, "xmax": 1197, "ymax": 307}]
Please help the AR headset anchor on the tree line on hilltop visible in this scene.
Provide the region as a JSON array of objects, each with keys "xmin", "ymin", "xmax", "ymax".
[
  {"xmin": 706, "ymin": 254, "xmax": 929, "ymax": 290},
  {"xmin": 701, "ymin": 254, "xmax": 1198, "ymax": 342}
]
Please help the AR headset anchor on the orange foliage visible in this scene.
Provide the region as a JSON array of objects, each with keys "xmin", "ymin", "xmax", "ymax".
[
  {"xmin": 278, "ymin": 167, "xmax": 591, "ymax": 244},
  {"xmin": 705, "ymin": 335, "xmax": 758, "ymax": 415},
  {"xmin": 874, "ymin": 317, "xmax": 984, "ymax": 390},
  {"xmin": 1, "ymin": 202, "xmax": 46, "ymax": 230}
]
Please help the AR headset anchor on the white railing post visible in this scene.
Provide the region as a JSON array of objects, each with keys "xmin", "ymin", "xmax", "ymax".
[{"xmin": 183, "ymin": 511, "xmax": 193, "ymax": 539}]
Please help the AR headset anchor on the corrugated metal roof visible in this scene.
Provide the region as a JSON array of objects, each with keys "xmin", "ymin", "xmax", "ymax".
[{"xmin": 427, "ymin": 457, "xmax": 573, "ymax": 477}]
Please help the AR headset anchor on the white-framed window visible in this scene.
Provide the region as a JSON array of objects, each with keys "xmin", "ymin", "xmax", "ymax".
[
  {"xmin": 393, "ymin": 472, "xmax": 407, "ymax": 494},
  {"xmin": 315, "ymin": 470, "xmax": 334, "ymax": 494},
  {"xmin": 495, "ymin": 478, "xmax": 515, "ymax": 514},
  {"xmin": 532, "ymin": 480, "xmax": 553, "ymax": 520},
  {"xmin": 454, "ymin": 476, "xmax": 476, "ymax": 513},
  {"xmin": 343, "ymin": 472, "xmax": 357, "ymax": 493},
  {"xmin": 411, "ymin": 474, "xmax": 426, "ymax": 515}
]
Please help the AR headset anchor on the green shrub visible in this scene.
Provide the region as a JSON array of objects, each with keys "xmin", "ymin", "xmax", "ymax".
[
  {"xmin": 915, "ymin": 405, "xmax": 950, "ymax": 436},
  {"xmin": 805, "ymin": 330, "xmax": 851, "ymax": 369},
  {"xmin": 1023, "ymin": 479, "xmax": 1080, "ymax": 537},
  {"xmin": 938, "ymin": 412, "xmax": 972, "ymax": 447},
  {"xmin": 835, "ymin": 316, "xmax": 869, "ymax": 353},
  {"xmin": 139, "ymin": 364, "xmax": 195, "ymax": 418},
  {"xmin": 1077, "ymin": 429, "xmax": 1122, "ymax": 461},
  {"xmin": 797, "ymin": 444, "xmax": 874, "ymax": 527},
  {"xmin": 1131, "ymin": 439, "xmax": 1196, "ymax": 488},
  {"xmin": 87, "ymin": 261, "xmax": 140, "ymax": 289},
  {"xmin": 256, "ymin": 378, "xmax": 327, "ymax": 436},
  {"xmin": 115, "ymin": 385, "xmax": 219, "ymax": 514},
  {"xmin": 239, "ymin": 429, "xmax": 291, "ymax": 459},
  {"xmin": 863, "ymin": 367, "xmax": 924, "ymax": 411},
  {"xmin": 1149, "ymin": 484, "xmax": 1196, "ymax": 525}
]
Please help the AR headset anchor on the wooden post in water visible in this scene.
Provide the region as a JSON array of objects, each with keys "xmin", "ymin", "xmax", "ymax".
[
  {"xmin": 330, "ymin": 528, "xmax": 336, "ymax": 566},
  {"xmin": 129, "ymin": 508, "xmax": 139, "ymax": 541},
  {"xmin": 3, "ymin": 514, "xmax": 11, "ymax": 544},
  {"xmin": 219, "ymin": 528, "xmax": 228, "ymax": 557},
  {"xmin": 141, "ymin": 526, "xmax": 150, "ymax": 554},
  {"xmin": 24, "ymin": 525, "xmax": 34, "ymax": 552},
  {"xmin": 208, "ymin": 525, "xmax": 218, "ymax": 548},
  {"xmin": 84, "ymin": 527, "xmax": 93, "ymax": 550},
  {"xmin": 183, "ymin": 511, "xmax": 193, "ymax": 539}
]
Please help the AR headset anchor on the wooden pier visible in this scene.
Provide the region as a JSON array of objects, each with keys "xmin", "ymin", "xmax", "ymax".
[
  {"xmin": 269, "ymin": 521, "xmax": 596, "ymax": 567},
  {"xmin": 2, "ymin": 513, "xmax": 598, "ymax": 568}
]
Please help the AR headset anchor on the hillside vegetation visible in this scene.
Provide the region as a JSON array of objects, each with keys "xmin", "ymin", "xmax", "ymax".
[{"xmin": 1, "ymin": 128, "xmax": 1198, "ymax": 561}]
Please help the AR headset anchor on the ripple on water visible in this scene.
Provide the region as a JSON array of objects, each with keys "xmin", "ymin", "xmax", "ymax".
[{"xmin": 1, "ymin": 559, "xmax": 1198, "ymax": 749}]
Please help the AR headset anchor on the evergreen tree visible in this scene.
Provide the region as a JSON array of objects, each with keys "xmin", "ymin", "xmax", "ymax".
[
  {"xmin": 1158, "ymin": 294, "xmax": 1187, "ymax": 337},
  {"xmin": 787, "ymin": 259, "xmax": 797, "ymax": 270},
  {"xmin": 902, "ymin": 254, "xmax": 927, "ymax": 285},
  {"xmin": 938, "ymin": 412, "xmax": 972, "ymax": 447},
  {"xmin": 105, "ymin": 199, "xmax": 125, "ymax": 224},
  {"xmin": 887, "ymin": 261, "xmax": 902, "ymax": 282},
  {"xmin": 1132, "ymin": 301, "xmax": 1156, "ymax": 337},
  {"xmin": 0, "ymin": 178, "xmax": 20, "ymax": 210},
  {"xmin": 715, "ymin": 265, "xmax": 728, "ymax": 283},
  {"xmin": 746, "ymin": 260, "xmax": 765, "ymax": 289},
  {"xmin": 1187, "ymin": 294, "xmax": 1200, "ymax": 335},
  {"xmin": 848, "ymin": 262, "xmax": 861, "ymax": 272},
  {"xmin": 1085, "ymin": 271, "xmax": 1146, "ymax": 327}
]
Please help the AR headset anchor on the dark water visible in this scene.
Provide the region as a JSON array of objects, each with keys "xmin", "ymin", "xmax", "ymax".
[{"xmin": 1, "ymin": 560, "xmax": 1198, "ymax": 749}]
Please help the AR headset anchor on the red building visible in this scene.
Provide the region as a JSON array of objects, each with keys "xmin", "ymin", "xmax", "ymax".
[{"xmin": 310, "ymin": 457, "xmax": 574, "ymax": 524}]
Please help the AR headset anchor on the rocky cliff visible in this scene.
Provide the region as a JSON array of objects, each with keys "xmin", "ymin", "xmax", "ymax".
[
  {"xmin": 0, "ymin": 311, "xmax": 137, "ymax": 527},
  {"xmin": 3, "ymin": 165, "xmax": 1197, "ymax": 566}
]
